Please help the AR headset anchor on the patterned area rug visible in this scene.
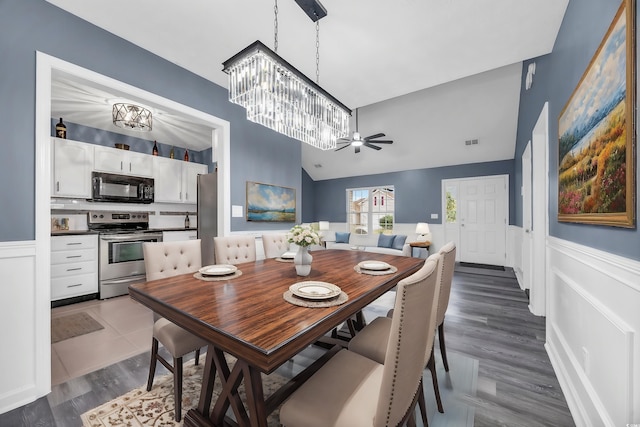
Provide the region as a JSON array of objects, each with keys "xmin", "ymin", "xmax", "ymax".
[
  {"xmin": 81, "ymin": 358, "xmax": 287, "ymax": 426},
  {"xmin": 51, "ymin": 312, "xmax": 104, "ymax": 343}
]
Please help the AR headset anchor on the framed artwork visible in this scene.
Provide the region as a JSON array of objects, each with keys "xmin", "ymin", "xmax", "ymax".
[
  {"xmin": 558, "ymin": 0, "xmax": 636, "ymax": 228},
  {"xmin": 246, "ymin": 181, "xmax": 296, "ymax": 222}
]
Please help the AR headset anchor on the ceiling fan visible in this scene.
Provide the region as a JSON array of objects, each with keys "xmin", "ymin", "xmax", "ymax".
[{"xmin": 335, "ymin": 108, "xmax": 393, "ymax": 153}]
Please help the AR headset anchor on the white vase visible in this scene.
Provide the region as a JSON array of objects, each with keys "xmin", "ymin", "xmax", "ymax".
[{"xmin": 294, "ymin": 245, "xmax": 313, "ymax": 276}]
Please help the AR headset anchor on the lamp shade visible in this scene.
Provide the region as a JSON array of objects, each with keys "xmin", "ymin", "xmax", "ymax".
[
  {"xmin": 415, "ymin": 222, "xmax": 430, "ymax": 235},
  {"xmin": 318, "ymin": 221, "xmax": 330, "ymax": 231}
]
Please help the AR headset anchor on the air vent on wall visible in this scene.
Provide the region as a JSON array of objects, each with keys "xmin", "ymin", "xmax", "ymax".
[{"xmin": 465, "ymin": 139, "xmax": 479, "ymax": 146}]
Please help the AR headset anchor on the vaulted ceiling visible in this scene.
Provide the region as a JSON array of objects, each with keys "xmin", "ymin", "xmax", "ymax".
[{"xmin": 46, "ymin": 0, "xmax": 569, "ymax": 180}]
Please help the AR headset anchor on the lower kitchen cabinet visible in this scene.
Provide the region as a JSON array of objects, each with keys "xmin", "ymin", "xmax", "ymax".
[{"xmin": 51, "ymin": 234, "xmax": 98, "ymax": 301}]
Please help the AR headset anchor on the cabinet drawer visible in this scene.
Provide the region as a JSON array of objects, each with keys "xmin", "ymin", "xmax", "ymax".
[
  {"xmin": 51, "ymin": 273, "xmax": 98, "ymax": 301},
  {"xmin": 51, "ymin": 260, "xmax": 96, "ymax": 278},
  {"xmin": 51, "ymin": 248, "xmax": 96, "ymax": 264},
  {"xmin": 52, "ymin": 235, "xmax": 97, "ymax": 251}
]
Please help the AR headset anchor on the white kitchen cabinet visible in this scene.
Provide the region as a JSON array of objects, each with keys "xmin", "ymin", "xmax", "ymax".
[
  {"xmin": 51, "ymin": 234, "xmax": 98, "ymax": 301},
  {"xmin": 94, "ymin": 145, "xmax": 153, "ymax": 177},
  {"xmin": 153, "ymin": 156, "xmax": 183, "ymax": 203},
  {"xmin": 182, "ymin": 162, "xmax": 208, "ymax": 203},
  {"xmin": 162, "ymin": 230, "xmax": 197, "ymax": 242},
  {"xmin": 52, "ymin": 138, "xmax": 94, "ymax": 198},
  {"xmin": 153, "ymin": 157, "xmax": 207, "ymax": 203}
]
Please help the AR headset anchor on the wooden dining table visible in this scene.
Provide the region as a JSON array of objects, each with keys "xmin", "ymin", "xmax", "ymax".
[{"xmin": 128, "ymin": 248, "xmax": 424, "ymax": 427}]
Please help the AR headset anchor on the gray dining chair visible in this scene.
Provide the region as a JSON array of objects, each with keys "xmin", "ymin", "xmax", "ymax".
[
  {"xmin": 261, "ymin": 233, "xmax": 290, "ymax": 258},
  {"xmin": 279, "ymin": 252, "xmax": 442, "ymax": 427},
  {"xmin": 143, "ymin": 239, "xmax": 208, "ymax": 422},
  {"xmin": 214, "ymin": 235, "xmax": 257, "ymax": 264}
]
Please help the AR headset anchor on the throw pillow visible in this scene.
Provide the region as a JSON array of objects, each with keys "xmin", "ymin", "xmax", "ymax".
[
  {"xmin": 378, "ymin": 234, "xmax": 395, "ymax": 248},
  {"xmin": 335, "ymin": 232, "xmax": 350, "ymax": 244},
  {"xmin": 392, "ymin": 234, "xmax": 407, "ymax": 250}
]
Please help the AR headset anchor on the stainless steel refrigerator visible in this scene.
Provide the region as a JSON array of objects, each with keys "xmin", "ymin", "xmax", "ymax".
[{"xmin": 197, "ymin": 172, "xmax": 218, "ymax": 266}]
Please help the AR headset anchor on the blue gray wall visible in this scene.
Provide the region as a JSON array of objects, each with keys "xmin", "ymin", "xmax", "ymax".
[
  {"xmin": 515, "ymin": 0, "xmax": 640, "ymax": 260},
  {"xmin": 0, "ymin": 0, "xmax": 301, "ymax": 241},
  {"xmin": 304, "ymin": 160, "xmax": 515, "ymax": 224}
]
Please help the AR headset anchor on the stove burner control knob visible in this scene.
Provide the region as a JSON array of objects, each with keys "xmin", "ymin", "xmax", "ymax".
[
  {"xmin": 99, "ymin": 214, "xmax": 104, "ymax": 218},
  {"xmin": 92, "ymin": 214, "xmax": 97, "ymax": 219}
]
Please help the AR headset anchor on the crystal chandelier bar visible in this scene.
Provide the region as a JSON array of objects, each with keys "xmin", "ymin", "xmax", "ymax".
[
  {"xmin": 222, "ymin": 41, "xmax": 351, "ymax": 150},
  {"xmin": 112, "ymin": 103, "xmax": 153, "ymax": 131}
]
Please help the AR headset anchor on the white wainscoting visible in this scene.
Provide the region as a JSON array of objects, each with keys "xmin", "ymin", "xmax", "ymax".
[
  {"xmin": 546, "ymin": 237, "xmax": 639, "ymax": 427},
  {"xmin": 0, "ymin": 241, "xmax": 50, "ymax": 414}
]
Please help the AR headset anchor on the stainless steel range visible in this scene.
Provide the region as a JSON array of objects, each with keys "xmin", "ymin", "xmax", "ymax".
[{"xmin": 88, "ymin": 210, "xmax": 162, "ymax": 299}]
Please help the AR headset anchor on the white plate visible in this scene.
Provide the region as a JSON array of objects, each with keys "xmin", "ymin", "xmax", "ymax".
[
  {"xmin": 199, "ymin": 264, "xmax": 238, "ymax": 276},
  {"xmin": 289, "ymin": 281, "xmax": 342, "ymax": 300},
  {"xmin": 358, "ymin": 261, "xmax": 391, "ymax": 271},
  {"xmin": 280, "ymin": 251, "xmax": 296, "ymax": 259}
]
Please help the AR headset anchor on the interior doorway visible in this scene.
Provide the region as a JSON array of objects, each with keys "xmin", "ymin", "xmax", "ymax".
[
  {"xmin": 521, "ymin": 140, "xmax": 533, "ymax": 292},
  {"xmin": 442, "ymin": 174, "xmax": 509, "ymax": 266}
]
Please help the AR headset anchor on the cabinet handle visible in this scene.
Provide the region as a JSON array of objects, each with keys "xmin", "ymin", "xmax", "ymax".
[
  {"xmin": 121, "ymin": 160, "xmax": 123, "ymax": 170},
  {"xmin": 67, "ymin": 283, "xmax": 82, "ymax": 288},
  {"xmin": 180, "ymin": 191, "xmax": 182, "ymax": 200},
  {"xmin": 66, "ymin": 255, "xmax": 82, "ymax": 259},
  {"xmin": 129, "ymin": 163, "xmax": 132, "ymax": 172},
  {"xmin": 66, "ymin": 242, "xmax": 82, "ymax": 246},
  {"xmin": 66, "ymin": 267, "xmax": 82, "ymax": 272},
  {"xmin": 185, "ymin": 192, "xmax": 189, "ymax": 201},
  {"xmin": 56, "ymin": 181, "xmax": 60, "ymax": 192}
]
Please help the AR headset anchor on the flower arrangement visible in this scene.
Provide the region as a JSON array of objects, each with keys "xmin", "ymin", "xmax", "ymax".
[{"xmin": 288, "ymin": 225, "xmax": 320, "ymax": 247}]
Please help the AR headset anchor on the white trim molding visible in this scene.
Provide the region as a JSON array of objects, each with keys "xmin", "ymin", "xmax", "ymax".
[
  {"xmin": 0, "ymin": 241, "xmax": 49, "ymax": 414},
  {"xmin": 546, "ymin": 236, "xmax": 640, "ymax": 426}
]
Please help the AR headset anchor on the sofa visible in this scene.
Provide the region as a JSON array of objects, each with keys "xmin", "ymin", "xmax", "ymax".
[{"xmin": 325, "ymin": 232, "xmax": 411, "ymax": 257}]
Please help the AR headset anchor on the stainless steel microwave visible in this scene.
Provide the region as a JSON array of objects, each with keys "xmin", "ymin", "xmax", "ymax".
[{"xmin": 91, "ymin": 172, "xmax": 154, "ymax": 204}]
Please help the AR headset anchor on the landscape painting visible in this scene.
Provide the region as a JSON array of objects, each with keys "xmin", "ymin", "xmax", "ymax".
[
  {"xmin": 246, "ymin": 181, "xmax": 296, "ymax": 222},
  {"xmin": 557, "ymin": 0, "xmax": 635, "ymax": 227}
]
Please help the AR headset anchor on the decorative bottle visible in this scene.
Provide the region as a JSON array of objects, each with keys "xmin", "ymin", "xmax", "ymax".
[
  {"xmin": 184, "ymin": 149, "xmax": 189, "ymax": 162},
  {"xmin": 152, "ymin": 140, "xmax": 159, "ymax": 156},
  {"xmin": 55, "ymin": 118, "xmax": 67, "ymax": 139},
  {"xmin": 185, "ymin": 213, "xmax": 190, "ymax": 229},
  {"xmin": 169, "ymin": 146, "xmax": 175, "ymax": 159}
]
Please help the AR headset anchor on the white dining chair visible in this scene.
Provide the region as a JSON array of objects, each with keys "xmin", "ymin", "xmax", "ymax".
[
  {"xmin": 280, "ymin": 253, "xmax": 441, "ymax": 427},
  {"xmin": 214, "ymin": 235, "xmax": 257, "ymax": 265},
  {"xmin": 262, "ymin": 233, "xmax": 290, "ymax": 258},
  {"xmin": 143, "ymin": 239, "xmax": 208, "ymax": 422}
]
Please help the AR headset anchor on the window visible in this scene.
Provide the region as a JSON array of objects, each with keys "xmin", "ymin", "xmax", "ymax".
[
  {"xmin": 445, "ymin": 185, "xmax": 457, "ymax": 223},
  {"xmin": 347, "ymin": 186, "xmax": 395, "ymax": 235}
]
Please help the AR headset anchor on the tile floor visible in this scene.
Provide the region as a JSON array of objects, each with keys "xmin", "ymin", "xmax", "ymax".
[{"xmin": 51, "ymin": 295, "xmax": 154, "ymax": 386}]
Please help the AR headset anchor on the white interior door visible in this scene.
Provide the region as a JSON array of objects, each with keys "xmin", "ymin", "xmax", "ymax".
[
  {"xmin": 458, "ymin": 175, "xmax": 508, "ymax": 265},
  {"xmin": 521, "ymin": 141, "xmax": 533, "ymax": 291}
]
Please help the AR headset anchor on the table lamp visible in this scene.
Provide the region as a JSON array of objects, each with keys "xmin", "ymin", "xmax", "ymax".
[{"xmin": 415, "ymin": 222, "xmax": 431, "ymax": 242}]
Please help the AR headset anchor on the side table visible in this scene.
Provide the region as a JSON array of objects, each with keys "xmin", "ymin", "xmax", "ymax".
[{"xmin": 409, "ymin": 241, "xmax": 431, "ymax": 258}]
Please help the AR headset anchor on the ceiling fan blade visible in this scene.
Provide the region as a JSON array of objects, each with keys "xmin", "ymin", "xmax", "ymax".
[
  {"xmin": 336, "ymin": 140, "xmax": 351, "ymax": 144},
  {"xmin": 364, "ymin": 142, "xmax": 382, "ymax": 150},
  {"xmin": 369, "ymin": 140, "xmax": 393, "ymax": 144},
  {"xmin": 355, "ymin": 146, "xmax": 361, "ymax": 154},
  {"xmin": 335, "ymin": 144, "xmax": 351, "ymax": 151},
  {"xmin": 364, "ymin": 133, "xmax": 386, "ymax": 140}
]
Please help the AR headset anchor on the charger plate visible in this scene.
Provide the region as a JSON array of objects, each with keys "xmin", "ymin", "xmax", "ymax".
[
  {"xmin": 193, "ymin": 270, "xmax": 243, "ymax": 281},
  {"xmin": 283, "ymin": 290, "xmax": 348, "ymax": 308},
  {"xmin": 354, "ymin": 264, "xmax": 397, "ymax": 276},
  {"xmin": 199, "ymin": 264, "xmax": 238, "ymax": 276}
]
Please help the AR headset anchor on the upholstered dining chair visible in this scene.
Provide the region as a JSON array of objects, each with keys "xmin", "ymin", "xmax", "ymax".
[
  {"xmin": 433, "ymin": 241, "xmax": 457, "ymax": 373},
  {"xmin": 143, "ymin": 239, "xmax": 208, "ymax": 422},
  {"xmin": 261, "ymin": 233, "xmax": 290, "ymax": 258},
  {"xmin": 279, "ymin": 253, "xmax": 442, "ymax": 427},
  {"xmin": 348, "ymin": 242, "xmax": 457, "ymax": 422},
  {"xmin": 214, "ymin": 235, "xmax": 257, "ymax": 265}
]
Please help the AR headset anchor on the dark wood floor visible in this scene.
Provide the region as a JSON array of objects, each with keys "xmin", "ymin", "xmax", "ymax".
[{"xmin": 0, "ymin": 265, "xmax": 574, "ymax": 426}]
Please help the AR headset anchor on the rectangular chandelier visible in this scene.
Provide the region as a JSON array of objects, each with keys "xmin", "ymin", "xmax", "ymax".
[{"xmin": 222, "ymin": 41, "xmax": 351, "ymax": 150}]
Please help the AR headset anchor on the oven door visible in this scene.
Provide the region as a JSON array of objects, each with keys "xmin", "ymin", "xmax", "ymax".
[{"xmin": 99, "ymin": 232, "xmax": 163, "ymax": 281}]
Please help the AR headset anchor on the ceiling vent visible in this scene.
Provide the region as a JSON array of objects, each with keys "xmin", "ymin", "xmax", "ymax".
[
  {"xmin": 313, "ymin": 163, "xmax": 323, "ymax": 168},
  {"xmin": 465, "ymin": 139, "xmax": 479, "ymax": 146}
]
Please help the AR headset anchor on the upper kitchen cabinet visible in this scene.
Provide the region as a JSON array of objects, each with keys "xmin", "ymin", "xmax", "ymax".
[
  {"xmin": 182, "ymin": 162, "xmax": 207, "ymax": 203},
  {"xmin": 153, "ymin": 156, "xmax": 207, "ymax": 203},
  {"xmin": 94, "ymin": 145, "xmax": 153, "ymax": 177},
  {"xmin": 52, "ymin": 137, "xmax": 94, "ymax": 198}
]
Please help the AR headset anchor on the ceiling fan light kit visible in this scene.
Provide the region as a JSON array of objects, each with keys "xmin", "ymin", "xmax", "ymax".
[
  {"xmin": 112, "ymin": 103, "xmax": 152, "ymax": 131},
  {"xmin": 335, "ymin": 108, "xmax": 394, "ymax": 153}
]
